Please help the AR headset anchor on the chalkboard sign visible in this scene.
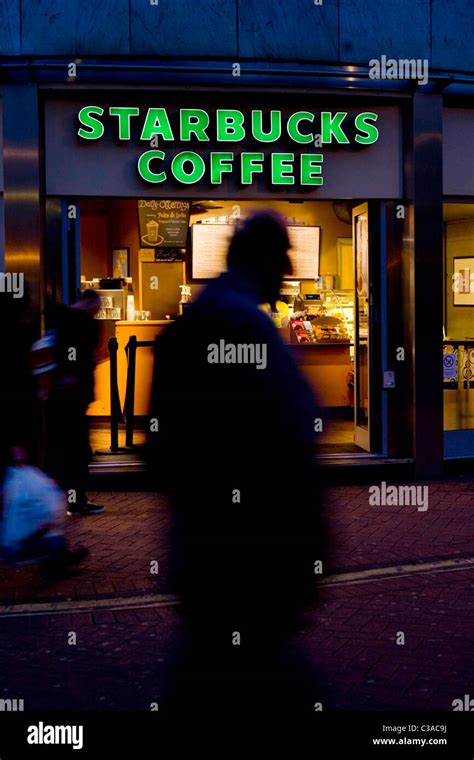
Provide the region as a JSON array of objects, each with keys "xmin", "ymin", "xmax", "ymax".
[{"xmin": 138, "ymin": 200, "xmax": 191, "ymax": 248}]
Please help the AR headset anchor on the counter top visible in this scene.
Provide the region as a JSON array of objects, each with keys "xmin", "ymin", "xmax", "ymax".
[
  {"xmin": 289, "ymin": 341, "xmax": 353, "ymax": 347},
  {"xmin": 116, "ymin": 320, "xmax": 174, "ymax": 326},
  {"xmin": 443, "ymin": 338, "xmax": 474, "ymax": 344}
]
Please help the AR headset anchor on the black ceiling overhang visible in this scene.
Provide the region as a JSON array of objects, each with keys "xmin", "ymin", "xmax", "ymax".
[{"xmin": 0, "ymin": 57, "xmax": 471, "ymax": 97}]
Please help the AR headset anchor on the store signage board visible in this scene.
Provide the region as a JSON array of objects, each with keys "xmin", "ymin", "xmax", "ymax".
[
  {"xmin": 137, "ymin": 199, "xmax": 190, "ymax": 248},
  {"xmin": 192, "ymin": 223, "xmax": 319, "ymax": 280},
  {"xmin": 78, "ymin": 107, "xmax": 378, "ymax": 188},
  {"xmin": 44, "ymin": 98, "xmax": 402, "ymax": 199}
]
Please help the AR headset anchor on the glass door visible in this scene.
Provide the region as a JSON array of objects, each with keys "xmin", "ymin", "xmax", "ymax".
[{"xmin": 353, "ymin": 203, "xmax": 371, "ymax": 451}]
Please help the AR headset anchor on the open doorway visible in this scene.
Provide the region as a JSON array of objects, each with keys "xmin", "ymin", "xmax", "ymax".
[{"xmin": 73, "ymin": 198, "xmax": 376, "ymax": 461}]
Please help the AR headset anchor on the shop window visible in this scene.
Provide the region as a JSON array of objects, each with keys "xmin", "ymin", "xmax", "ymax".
[
  {"xmin": 72, "ymin": 199, "xmax": 373, "ymax": 465},
  {"xmin": 443, "ymin": 203, "xmax": 474, "ymax": 454}
]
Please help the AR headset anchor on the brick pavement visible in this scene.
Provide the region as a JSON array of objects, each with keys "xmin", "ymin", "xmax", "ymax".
[
  {"xmin": 0, "ymin": 490, "xmax": 171, "ymax": 605},
  {"xmin": 0, "ymin": 474, "xmax": 473, "ymax": 710}
]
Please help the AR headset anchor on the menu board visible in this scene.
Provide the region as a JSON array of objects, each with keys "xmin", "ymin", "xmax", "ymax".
[
  {"xmin": 191, "ymin": 223, "xmax": 320, "ymax": 280},
  {"xmin": 287, "ymin": 226, "xmax": 320, "ymax": 279},
  {"xmin": 138, "ymin": 200, "xmax": 191, "ymax": 248},
  {"xmin": 191, "ymin": 224, "xmax": 235, "ymax": 279}
]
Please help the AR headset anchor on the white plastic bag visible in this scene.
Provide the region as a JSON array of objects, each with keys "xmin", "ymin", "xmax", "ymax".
[{"xmin": 2, "ymin": 466, "xmax": 64, "ymax": 553}]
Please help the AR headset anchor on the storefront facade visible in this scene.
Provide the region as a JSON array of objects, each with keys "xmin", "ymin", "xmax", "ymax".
[{"xmin": 1, "ymin": 60, "xmax": 469, "ymax": 477}]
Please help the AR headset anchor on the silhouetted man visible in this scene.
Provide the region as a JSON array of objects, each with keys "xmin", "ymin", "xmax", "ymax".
[{"xmin": 150, "ymin": 211, "xmax": 324, "ymax": 719}]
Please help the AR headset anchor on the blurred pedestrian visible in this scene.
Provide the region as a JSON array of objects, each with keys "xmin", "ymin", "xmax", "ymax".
[
  {"xmin": 45, "ymin": 290, "xmax": 105, "ymax": 517},
  {"xmin": 149, "ymin": 211, "xmax": 326, "ymax": 720},
  {"xmin": 0, "ymin": 288, "xmax": 88, "ymax": 573}
]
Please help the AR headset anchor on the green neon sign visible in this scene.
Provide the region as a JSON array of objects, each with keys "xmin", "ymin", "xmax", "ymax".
[{"xmin": 77, "ymin": 106, "xmax": 380, "ymax": 186}]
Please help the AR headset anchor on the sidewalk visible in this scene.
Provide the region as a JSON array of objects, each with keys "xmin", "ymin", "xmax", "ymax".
[
  {"xmin": 0, "ymin": 475, "xmax": 473, "ymax": 710},
  {"xmin": 1, "ymin": 475, "xmax": 473, "ymax": 605},
  {"xmin": 0, "ymin": 491, "xmax": 171, "ymax": 606}
]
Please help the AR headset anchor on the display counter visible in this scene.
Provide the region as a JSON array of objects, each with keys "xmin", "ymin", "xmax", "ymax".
[
  {"xmin": 88, "ymin": 312, "xmax": 354, "ymax": 416},
  {"xmin": 289, "ymin": 341, "xmax": 354, "ymax": 408}
]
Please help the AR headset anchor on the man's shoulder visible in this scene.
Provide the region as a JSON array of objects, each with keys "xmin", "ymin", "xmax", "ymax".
[{"xmin": 196, "ymin": 280, "xmax": 274, "ymax": 331}]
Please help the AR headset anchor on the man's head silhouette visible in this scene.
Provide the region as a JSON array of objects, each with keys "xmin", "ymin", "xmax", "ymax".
[{"xmin": 227, "ymin": 210, "xmax": 292, "ymax": 307}]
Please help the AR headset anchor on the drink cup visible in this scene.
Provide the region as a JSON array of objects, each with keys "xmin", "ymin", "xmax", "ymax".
[{"xmin": 146, "ymin": 220, "xmax": 159, "ymax": 242}]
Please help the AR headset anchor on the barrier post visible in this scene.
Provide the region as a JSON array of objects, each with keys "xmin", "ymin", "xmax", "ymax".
[
  {"xmin": 94, "ymin": 335, "xmax": 126, "ymax": 455},
  {"xmin": 109, "ymin": 336, "xmax": 119, "ymax": 452},
  {"xmin": 124, "ymin": 335, "xmax": 137, "ymax": 449}
]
